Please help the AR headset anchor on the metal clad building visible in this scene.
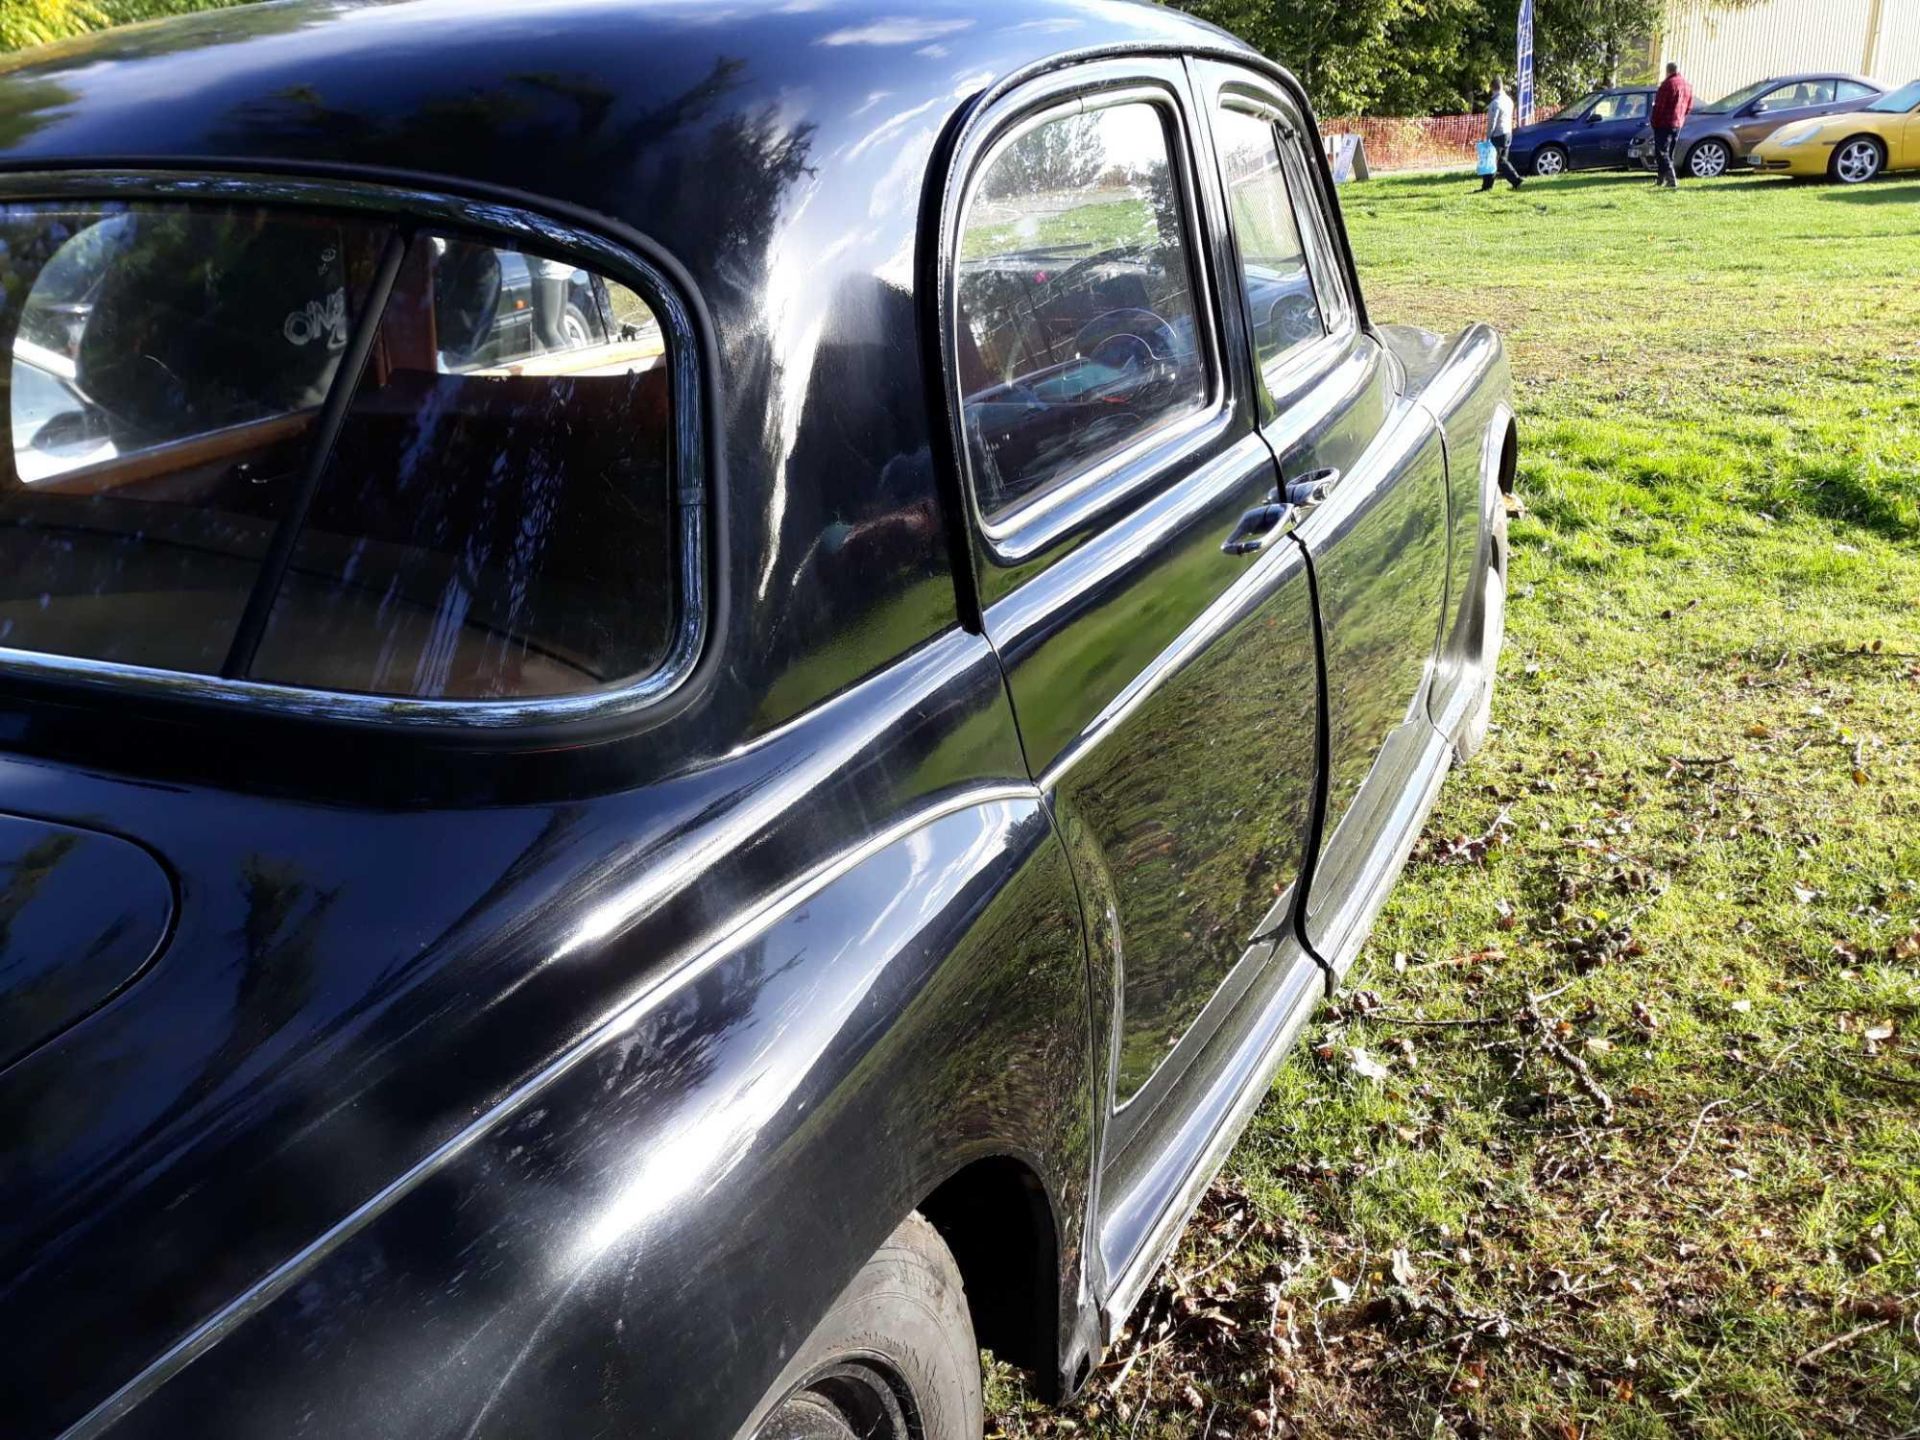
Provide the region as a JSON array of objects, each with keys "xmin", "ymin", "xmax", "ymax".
[{"xmin": 1655, "ymin": 0, "xmax": 1920, "ymax": 97}]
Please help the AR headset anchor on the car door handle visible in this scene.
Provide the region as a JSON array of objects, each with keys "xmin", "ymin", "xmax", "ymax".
[
  {"xmin": 1221, "ymin": 501, "xmax": 1296, "ymax": 556},
  {"xmin": 1283, "ymin": 466, "xmax": 1342, "ymax": 509}
]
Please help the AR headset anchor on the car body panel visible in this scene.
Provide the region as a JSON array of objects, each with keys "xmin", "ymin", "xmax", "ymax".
[
  {"xmin": 0, "ymin": 3, "xmax": 1514, "ymax": 1436},
  {"xmin": 1509, "ymin": 87, "xmax": 1654, "ymax": 174},
  {"xmin": 1627, "ymin": 72, "xmax": 1884, "ymax": 172}
]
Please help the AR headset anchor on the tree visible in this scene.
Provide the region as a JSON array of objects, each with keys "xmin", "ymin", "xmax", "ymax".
[
  {"xmin": 0, "ymin": 0, "xmax": 254, "ymax": 51},
  {"xmin": 1169, "ymin": 0, "xmax": 1666, "ymax": 115}
]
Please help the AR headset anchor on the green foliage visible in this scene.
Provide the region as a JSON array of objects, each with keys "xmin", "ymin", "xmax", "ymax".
[
  {"xmin": 1173, "ymin": 0, "xmax": 1666, "ymax": 115},
  {"xmin": 0, "ymin": 0, "xmax": 252, "ymax": 51}
]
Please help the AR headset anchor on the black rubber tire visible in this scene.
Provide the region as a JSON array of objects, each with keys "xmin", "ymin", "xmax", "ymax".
[
  {"xmin": 752, "ymin": 1213, "xmax": 982, "ymax": 1440},
  {"xmin": 1531, "ymin": 144, "xmax": 1569, "ymax": 177}
]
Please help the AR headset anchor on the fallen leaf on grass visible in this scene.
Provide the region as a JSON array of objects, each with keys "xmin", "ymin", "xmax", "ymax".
[
  {"xmin": 1390, "ymin": 1248, "xmax": 1417, "ymax": 1286},
  {"xmin": 1348, "ymin": 1048, "xmax": 1391, "ymax": 1083}
]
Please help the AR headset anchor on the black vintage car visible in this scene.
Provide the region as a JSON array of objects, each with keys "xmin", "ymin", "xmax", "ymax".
[{"xmin": 0, "ymin": 3, "xmax": 1513, "ymax": 1437}]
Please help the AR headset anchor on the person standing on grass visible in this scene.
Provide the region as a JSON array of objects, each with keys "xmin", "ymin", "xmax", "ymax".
[
  {"xmin": 1651, "ymin": 61, "xmax": 1694, "ymax": 188},
  {"xmin": 1481, "ymin": 76, "xmax": 1524, "ymax": 191}
]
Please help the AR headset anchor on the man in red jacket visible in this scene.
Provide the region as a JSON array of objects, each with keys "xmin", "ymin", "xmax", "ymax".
[{"xmin": 1651, "ymin": 62, "xmax": 1695, "ymax": 187}]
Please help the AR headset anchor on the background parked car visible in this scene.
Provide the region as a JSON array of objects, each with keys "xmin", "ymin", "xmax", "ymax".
[
  {"xmin": 1750, "ymin": 77, "xmax": 1920, "ymax": 182},
  {"xmin": 1509, "ymin": 86, "xmax": 1656, "ymax": 176},
  {"xmin": 1627, "ymin": 72, "xmax": 1885, "ymax": 178}
]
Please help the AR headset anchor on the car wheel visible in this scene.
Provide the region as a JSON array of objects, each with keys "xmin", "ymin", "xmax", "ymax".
[
  {"xmin": 1687, "ymin": 139, "xmax": 1730, "ymax": 179},
  {"xmin": 561, "ymin": 303, "xmax": 595, "ymax": 348},
  {"xmin": 1532, "ymin": 145, "xmax": 1568, "ymax": 177},
  {"xmin": 1830, "ymin": 136, "xmax": 1885, "ymax": 185},
  {"xmin": 754, "ymin": 1213, "xmax": 981, "ymax": 1440}
]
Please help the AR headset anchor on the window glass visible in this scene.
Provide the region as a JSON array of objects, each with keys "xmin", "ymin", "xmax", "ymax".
[
  {"xmin": 249, "ymin": 236, "xmax": 673, "ymax": 699},
  {"xmin": 956, "ymin": 100, "xmax": 1207, "ymax": 520},
  {"xmin": 1215, "ymin": 107, "xmax": 1325, "ymax": 379},
  {"xmin": 0, "ymin": 202, "xmax": 678, "ymax": 702},
  {"xmin": 1616, "ymin": 93, "xmax": 1650, "ymax": 120},
  {"xmin": 1866, "ymin": 80, "xmax": 1920, "ymax": 112},
  {"xmin": 1700, "ymin": 79, "xmax": 1774, "ymax": 114},
  {"xmin": 0, "ymin": 201, "xmax": 391, "ymax": 673},
  {"xmin": 1762, "ymin": 80, "xmax": 1833, "ymax": 110}
]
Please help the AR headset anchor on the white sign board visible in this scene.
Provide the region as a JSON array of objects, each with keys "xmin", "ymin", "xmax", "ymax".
[{"xmin": 1323, "ymin": 133, "xmax": 1370, "ymax": 183}]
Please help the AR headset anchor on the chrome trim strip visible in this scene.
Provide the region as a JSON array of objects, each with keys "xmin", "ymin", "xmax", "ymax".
[
  {"xmin": 0, "ymin": 169, "xmax": 707, "ymax": 731},
  {"xmin": 1100, "ymin": 951, "xmax": 1322, "ymax": 1336},
  {"xmin": 1318, "ymin": 725, "xmax": 1454, "ymax": 983},
  {"xmin": 55, "ymin": 775, "xmax": 1044, "ymax": 1440}
]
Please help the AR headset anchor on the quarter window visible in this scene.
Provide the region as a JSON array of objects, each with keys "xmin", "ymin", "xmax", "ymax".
[
  {"xmin": 0, "ymin": 200, "xmax": 677, "ymax": 703},
  {"xmin": 1213, "ymin": 107, "xmax": 1326, "ymax": 379},
  {"xmin": 956, "ymin": 100, "xmax": 1208, "ymax": 520}
]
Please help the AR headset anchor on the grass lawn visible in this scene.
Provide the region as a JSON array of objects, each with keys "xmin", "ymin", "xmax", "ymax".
[{"xmin": 988, "ymin": 168, "xmax": 1920, "ymax": 1438}]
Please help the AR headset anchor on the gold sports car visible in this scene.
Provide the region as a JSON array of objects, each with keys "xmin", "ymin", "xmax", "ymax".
[{"xmin": 1751, "ymin": 77, "xmax": 1920, "ymax": 182}]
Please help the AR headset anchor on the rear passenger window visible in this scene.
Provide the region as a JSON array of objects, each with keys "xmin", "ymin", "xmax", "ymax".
[
  {"xmin": 1212, "ymin": 107, "xmax": 1326, "ymax": 378},
  {"xmin": 249, "ymin": 236, "xmax": 673, "ymax": 699},
  {"xmin": 956, "ymin": 99, "xmax": 1207, "ymax": 520},
  {"xmin": 0, "ymin": 200, "xmax": 678, "ymax": 703}
]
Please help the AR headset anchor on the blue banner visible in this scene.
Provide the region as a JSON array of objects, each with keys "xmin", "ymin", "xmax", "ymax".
[{"xmin": 1516, "ymin": 0, "xmax": 1535, "ymax": 126}]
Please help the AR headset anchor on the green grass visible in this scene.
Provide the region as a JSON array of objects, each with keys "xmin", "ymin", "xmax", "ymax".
[{"xmin": 988, "ymin": 168, "xmax": 1920, "ymax": 1439}]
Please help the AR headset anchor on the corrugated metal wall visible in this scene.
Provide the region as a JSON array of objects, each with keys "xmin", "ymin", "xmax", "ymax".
[{"xmin": 1656, "ymin": 0, "xmax": 1919, "ymax": 99}]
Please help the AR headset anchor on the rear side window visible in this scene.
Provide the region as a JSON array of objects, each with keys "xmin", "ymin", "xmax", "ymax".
[
  {"xmin": 955, "ymin": 99, "xmax": 1208, "ymax": 520},
  {"xmin": 0, "ymin": 200, "xmax": 676, "ymax": 703},
  {"xmin": 1837, "ymin": 81, "xmax": 1878, "ymax": 101}
]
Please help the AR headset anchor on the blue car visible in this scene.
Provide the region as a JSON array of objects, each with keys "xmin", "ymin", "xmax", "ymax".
[{"xmin": 1509, "ymin": 86, "xmax": 1657, "ymax": 176}]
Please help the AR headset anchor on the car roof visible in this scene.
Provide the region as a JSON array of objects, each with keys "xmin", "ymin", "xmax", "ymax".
[
  {"xmin": 0, "ymin": 0, "xmax": 1255, "ymax": 182},
  {"xmin": 1746, "ymin": 72, "xmax": 1882, "ymax": 87},
  {"xmin": 0, "ymin": 0, "xmax": 1271, "ymax": 333}
]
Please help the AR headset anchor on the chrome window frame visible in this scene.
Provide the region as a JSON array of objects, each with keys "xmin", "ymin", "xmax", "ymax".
[
  {"xmin": 947, "ymin": 70, "xmax": 1231, "ymax": 560},
  {"xmin": 0, "ymin": 170, "xmax": 706, "ymax": 731}
]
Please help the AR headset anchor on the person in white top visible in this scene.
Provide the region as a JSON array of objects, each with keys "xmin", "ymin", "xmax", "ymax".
[{"xmin": 1480, "ymin": 76, "xmax": 1524, "ymax": 192}]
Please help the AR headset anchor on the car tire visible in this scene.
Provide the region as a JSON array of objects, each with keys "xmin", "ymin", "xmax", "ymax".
[
  {"xmin": 1452, "ymin": 493, "xmax": 1507, "ymax": 765},
  {"xmin": 1686, "ymin": 138, "xmax": 1730, "ymax": 179},
  {"xmin": 1829, "ymin": 135, "xmax": 1885, "ymax": 185},
  {"xmin": 561, "ymin": 302, "xmax": 595, "ymax": 348},
  {"xmin": 1531, "ymin": 145, "xmax": 1568, "ymax": 177},
  {"xmin": 752, "ymin": 1213, "xmax": 982, "ymax": 1440}
]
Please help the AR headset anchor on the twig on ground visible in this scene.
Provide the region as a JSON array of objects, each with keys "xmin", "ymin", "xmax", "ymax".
[
  {"xmin": 1523, "ymin": 996, "xmax": 1615, "ymax": 1123},
  {"xmin": 1829, "ymin": 1054, "xmax": 1920, "ymax": 1092},
  {"xmin": 1372, "ymin": 1012, "xmax": 1507, "ymax": 1029},
  {"xmin": 1659, "ymin": 1098, "xmax": 1730, "ymax": 1187},
  {"xmin": 1794, "ymin": 1319, "xmax": 1889, "ymax": 1368}
]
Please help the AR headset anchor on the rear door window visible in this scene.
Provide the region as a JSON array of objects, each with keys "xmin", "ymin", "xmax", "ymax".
[
  {"xmin": 955, "ymin": 99, "xmax": 1209, "ymax": 520},
  {"xmin": 0, "ymin": 200, "xmax": 679, "ymax": 703}
]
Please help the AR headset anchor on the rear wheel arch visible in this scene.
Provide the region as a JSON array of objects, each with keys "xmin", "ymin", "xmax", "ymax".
[{"xmin": 917, "ymin": 1154, "xmax": 1070, "ymax": 1400}]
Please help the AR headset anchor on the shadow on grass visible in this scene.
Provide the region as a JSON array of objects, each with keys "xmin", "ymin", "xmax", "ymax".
[
  {"xmin": 1363, "ymin": 169, "xmax": 1659, "ymax": 194},
  {"xmin": 1820, "ymin": 178, "xmax": 1920, "ymax": 204}
]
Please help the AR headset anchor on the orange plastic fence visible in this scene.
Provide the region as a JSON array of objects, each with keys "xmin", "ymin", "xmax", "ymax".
[{"xmin": 1322, "ymin": 110, "xmax": 1561, "ymax": 173}]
